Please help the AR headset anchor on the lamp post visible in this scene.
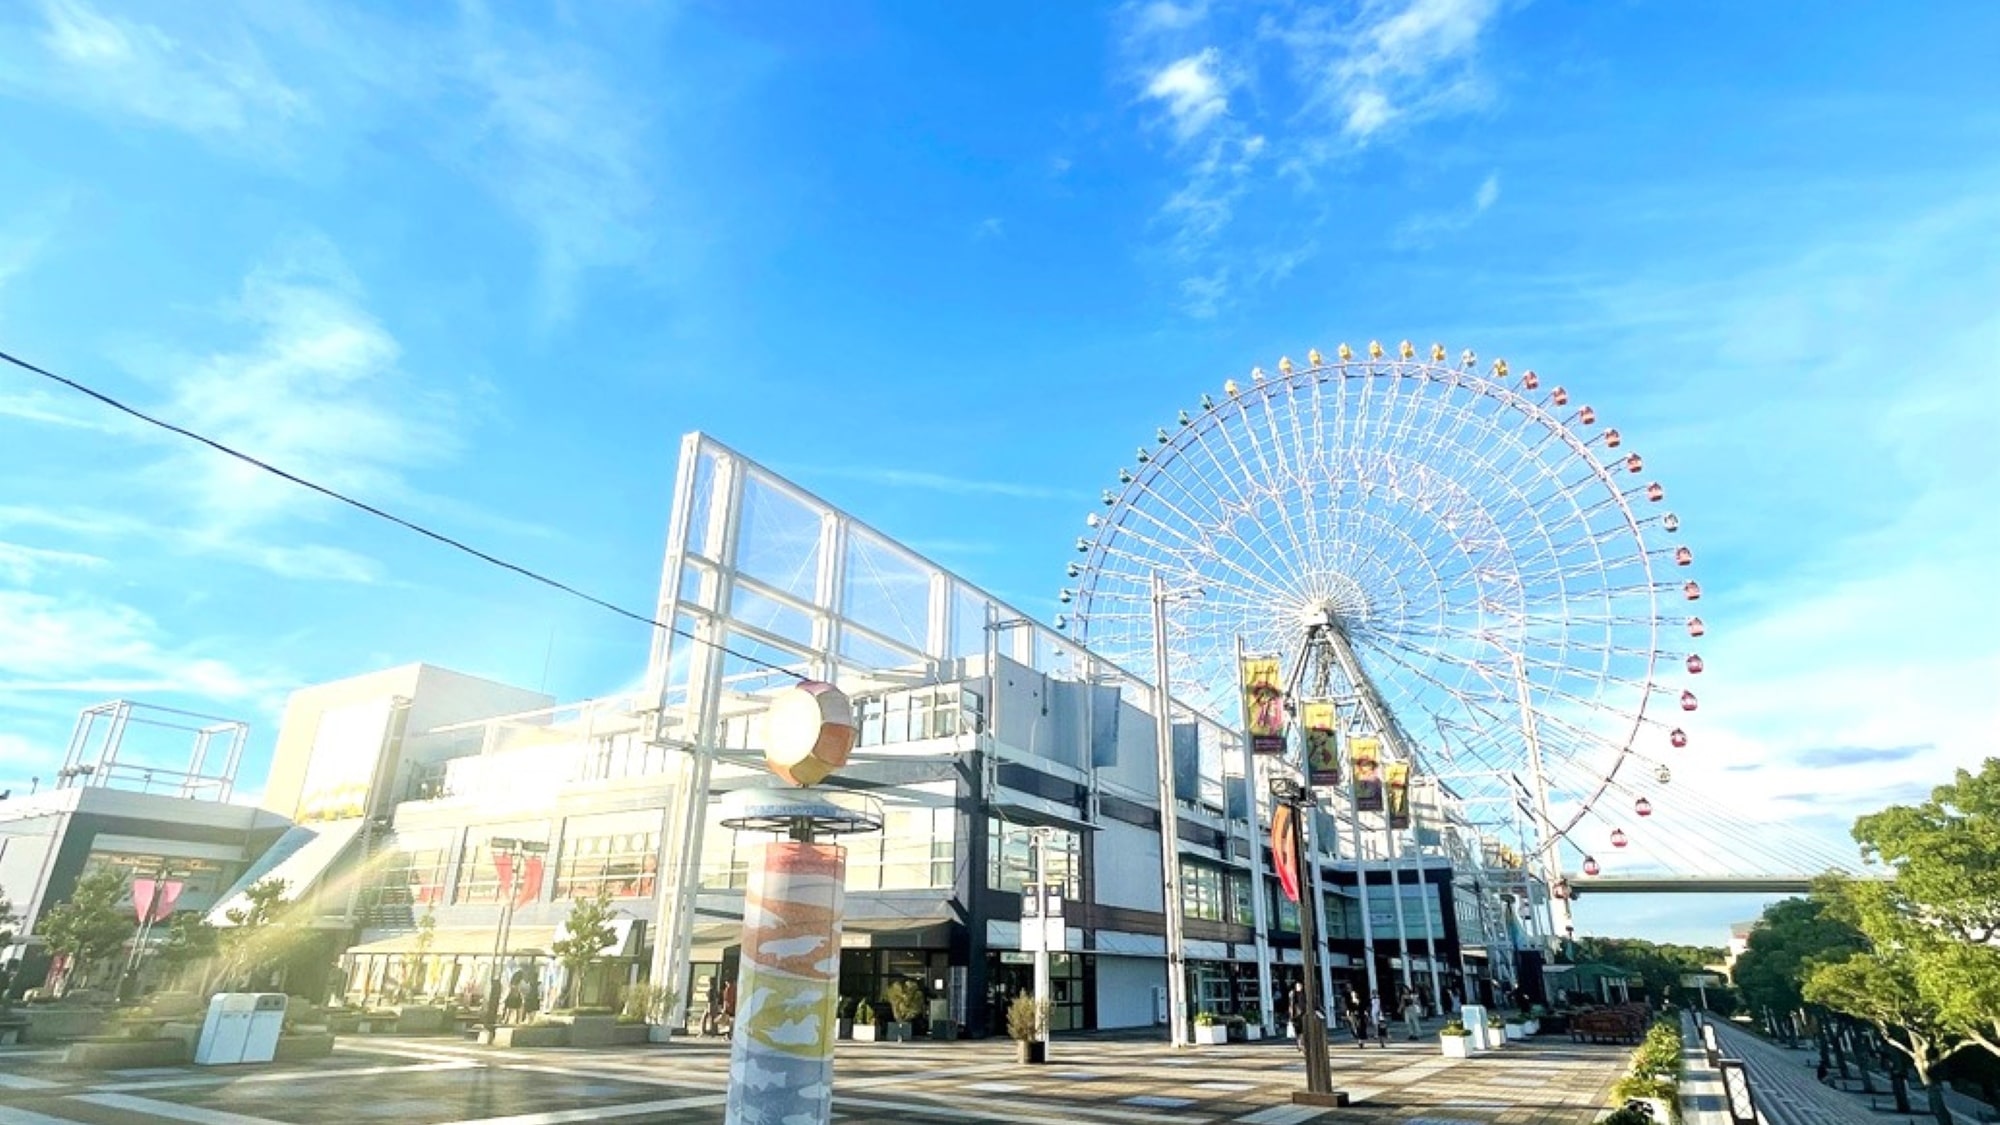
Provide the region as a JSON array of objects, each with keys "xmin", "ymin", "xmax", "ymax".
[
  {"xmin": 1031, "ymin": 828, "xmax": 1056, "ymax": 1051},
  {"xmin": 482, "ymin": 836, "xmax": 548, "ymax": 1036},
  {"xmin": 1272, "ymin": 776, "xmax": 1348, "ymax": 1108}
]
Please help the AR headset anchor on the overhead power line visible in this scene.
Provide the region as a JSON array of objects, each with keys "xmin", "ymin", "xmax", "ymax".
[{"xmin": 0, "ymin": 346, "xmax": 803, "ymax": 681}]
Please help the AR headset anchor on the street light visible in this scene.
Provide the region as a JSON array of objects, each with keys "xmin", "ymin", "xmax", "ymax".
[
  {"xmin": 482, "ymin": 836, "xmax": 549, "ymax": 1037},
  {"xmin": 1149, "ymin": 571, "xmax": 1200, "ymax": 1049}
]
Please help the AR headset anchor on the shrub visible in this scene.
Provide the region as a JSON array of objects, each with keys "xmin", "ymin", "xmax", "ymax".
[
  {"xmin": 1603, "ymin": 1105, "xmax": 1659, "ymax": 1125},
  {"xmin": 1193, "ymin": 1011, "xmax": 1217, "ymax": 1027},
  {"xmin": 883, "ymin": 980, "xmax": 926, "ymax": 1023},
  {"xmin": 1005, "ymin": 993, "xmax": 1047, "ymax": 1042},
  {"xmin": 1440, "ymin": 1020, "xmax": 1470, "ymax": 1036}
]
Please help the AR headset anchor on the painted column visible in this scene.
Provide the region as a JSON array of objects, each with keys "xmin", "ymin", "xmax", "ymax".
[{"xmin": 725, "ymin": 841, "xmax": 846, "ymax": 1125}]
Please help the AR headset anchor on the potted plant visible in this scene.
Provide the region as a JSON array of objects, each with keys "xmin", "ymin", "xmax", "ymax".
[
  {"xmin": 852, "ymin": 1000, "xmax": 885, "ymax": 1042},
  {"xmin": 1487, "ymin": 1013, "xmax": 1507, "ymax": 1048},
  {"xmin": 1241, "ymin": 1006, "xmax": 1263, "ymax": 1041},
  {"xmin": 835, "ymin": 996, "xmax": 857, "ymax": 1041},
  {"xmin": 883, "ymin": 981, "xmax": 925, "ymax": 1043},
  {"xmin": 1504, "ymin": 1014, "xmax": 1526, "ymax": 1041},
  {"xmin": 1192, "ymin": 1011, "xmax": 1229, "ymax": 1046},
  {"xmin": 1439, "ymin": 1019, "xmax": 1472, "ymax": 1059},
  {"xmin": 1007, "ymin": 993, "xmax": 1048, "ymax": 1064}
]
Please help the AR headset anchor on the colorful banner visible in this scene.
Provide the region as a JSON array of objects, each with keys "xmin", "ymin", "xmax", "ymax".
[
  {"xmin": 1302, "ymin": 701, "xmax": 1340, "ymax": 788},
  {"xmin": 1386, "ymin": 761, "xmax": 1411, "ymax": 829},
  {"xmin": 1351, "ymin": 736, "xmax": 1383, "ymax": 812},
  {"xmin": 726, "ymin": 841, "xmax": 845, "ymax": 1125},
  {"xmin": 130, "ymin": 878, "xmax": 184, "ymax": 924},
  {"xmin": 514, "ymin": 856, "xmax": 545, "ymax": 907},
  {"xmin": 1239, "ymin": 655, "xmax": 1287, "ymax": 755},
  {"xmin": 1270, "ymin": 803, "xmax": 1300, "ymax": 903}
]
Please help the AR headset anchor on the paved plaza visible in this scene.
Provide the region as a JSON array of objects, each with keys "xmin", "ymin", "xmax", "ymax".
[{"xmin": 0, "ymin": 1030, "xmax": 1627, "ymax": 1125}]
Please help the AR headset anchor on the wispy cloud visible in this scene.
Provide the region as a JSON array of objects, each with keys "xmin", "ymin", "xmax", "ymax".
[
  {"xmin": 0, "ymin": 0, "xmax": 308, "ymax": 140},
  {"xmin": 1119, "ymin": 0, "xmax": 1506, "ymax": 315},
  {"xmin": 147, "ymin": 235, "xmax": 460, "ymax": 531},
  {"xmin": 974, "ymin": 217, "xmax": 1005, "ymax": 241},
  {"xmin": 1391, "ymin": 169, "xmax": 1500, "ymax": 247},
  {"xmin": 0, "ymin": 540, "xmax": 108, "ymax": 584},
  {"xmin": 1794, "ymin": 744, "xmax": 1933, "ymax": 769},
  {"xmin": 0, "ymin": 588, "xmax": 276, "ymax": 703}
]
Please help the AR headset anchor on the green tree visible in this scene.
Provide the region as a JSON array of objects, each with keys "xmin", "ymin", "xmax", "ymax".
[
  {"xmin": 221, "ymin": 877, "xmax": 292, "ymax": 989},
  {"xmin": 1570, "ymin": 936, "xmax": 1729, "ymax": 1007},
  {"xmin": 38, "ymin": 867, "xmax": 135, "ymax": 992},
  {"xmin": 1730, "ymin": 895, "xmax": 1864, "ymax": 1018},
  {"xmin": 550, "ymin": 890, "xmax": 618, "ymax": 1009},
  {"xmin": 1, "ymin": 882, "xmax": 18, "ymax": 949},
  {"xmin": 154, "ymin": 913, "xmax": 220, "ymax": 990},
  {"xmin": 408, "ymin": 904, "xmax": 438, "ymax": 1001},
  {"xmin": 1851, "ymin": 759, "xmax": 2000, "ymax": 946}
]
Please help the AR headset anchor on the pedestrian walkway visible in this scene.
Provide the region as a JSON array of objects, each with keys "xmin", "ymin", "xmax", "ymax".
[{"xmin": 1700, "ymin": 1015, "xmax": 1925, "ymax": 1125}]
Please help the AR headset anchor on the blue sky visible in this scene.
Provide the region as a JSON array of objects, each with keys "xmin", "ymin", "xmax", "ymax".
[{"xmin": 1, "ymin": 0, "xmax": 1996, "ymax": 945}]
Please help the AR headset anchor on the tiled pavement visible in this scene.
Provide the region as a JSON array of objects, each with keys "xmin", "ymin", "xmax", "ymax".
[
  {"xmin": 0, "ymin": 1027, "xmax": 1628, "ymax": 1125},
  {"xmin": 1700, "ymin": 1017, "xmax": 1984, "ymax": 1125}
]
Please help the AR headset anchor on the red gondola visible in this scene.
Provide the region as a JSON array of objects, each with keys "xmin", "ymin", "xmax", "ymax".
[
  {"xmin": 1523, "ymin": 370, "xmax": 1540, "ymax": 389},
  {"xmin": 1604, "ymin": 428, "xmax": 1622, "ymax": 448},
  {"xmin": 1687, "ymin": 616, "xmax": 1705, "ymax": 637},
  {"xmin": 1680, "ymin": 690, "xmax": 1699, "ymax": 712},
  {"xmin": 1611, "ymin": 828, "xmax": 1629, "ymax": 848},
  {"xmin": 1669, "ymin": 728, "xmax": 1688, "ymax": 748},
  {"xmin": 1583, "ymin": 856, "xmax": 1601, "ymax": 877},
  {"xmin": 1686, "ymin": 654, "xmax": 1704, "ymax": 674},
  {"xmin": 1635, "ymin": 797, "xmax": 1653, "ymax": 817},
  {"xmin": 1675, "ymin": 546, "xmax": 1693, "ymax": 566},
  {"xmin": 1625, "ymin": 453, "xmax": 1644, "ymax": 473},
  {"xmin": 1646, "ymin": 482, "xmax": 1665, "ymax": 502},
  {"xmin": 1683, "ymin": 580, "xmax": 1702, "ymax": 600},
  {"xmin": 1551, "ymin": 386, "xmax": 1569, "ymax": 406},
  {"xmin": 1578, "ymin": 406, "xmax": 1597, "ymax": 425}
]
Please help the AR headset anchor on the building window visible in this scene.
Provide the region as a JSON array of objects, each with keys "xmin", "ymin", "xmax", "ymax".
[
  {"xmin": 1180, "ymin": 863, "xmax": 1226, "ymax": 921},
  {"xmin": 455, "ymin": 823, "xmax": 552, "ymax": 904},
  {"xmin": 986, "ymin": 819, "xmax": 1077, "ymax": 896},
  {"xmin": 850, "ymin": 794, "xmax": 955, "ymax": 891},
  {"xmin": 555, "ymin": 810, "xmax": 663, "ymax": 899}
]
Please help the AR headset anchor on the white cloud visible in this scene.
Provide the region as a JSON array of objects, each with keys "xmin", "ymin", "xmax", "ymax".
[
  {"xmin": 974, "ymin": 217, "xmax": 1005, "ymax": 241},
  {"xmin": 3, "ymin": 0, "xmax": 308, "ymax": 138},
  {"xmin": 1474, "ymin": 171, "xmax": 1499, "ymax": 212},
  {"xmin": 1145, "ymin": 49, "xmax": 1232, "ymax": 142},
  {"xmin": 0, "ymin": 589, "xmax": 273, "ymax": 703},
  {"xmin": 793, "ymin": 464, "xmax": 1089, "ymax": 502},
  {"xmin": 1305, "ymin": 0, "xmax": 1500, "ymax": 143},
  {"xmin": 1128, "ymin": 0, "xmax": 1208, "ymax": 36},
  {"xmin": 151, "ymin": 236, "xmax": 460, "ymax": 530},
  {"xmin": 0, "ymin": 540, "xmax": 107, "ymax": 584},
  {"xmin": 1390, "ymin": 169, "xmax": 1502, "ymax": 247}
]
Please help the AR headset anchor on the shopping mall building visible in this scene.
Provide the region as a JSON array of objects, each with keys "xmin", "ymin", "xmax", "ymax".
[{"xmin": 13, "ymin": 433, "xmax": 1538, "ymax": 1034}]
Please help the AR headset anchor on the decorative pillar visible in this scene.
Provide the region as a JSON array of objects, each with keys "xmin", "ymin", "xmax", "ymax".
[{"xmin": 726, "ymin": 840, "xmax": 846, "ymax": 1125}]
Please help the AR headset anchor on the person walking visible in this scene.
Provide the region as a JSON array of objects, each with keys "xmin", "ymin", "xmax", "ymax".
[
  {"xmin": 1402, "ymin": 989, "xmax": 1424, "ymax": 1040},
  {"xmin": 1371, "ymin": 993, "xmax": 1388, "ymax": 1046},
  {"xmin": 1345, "ymin": 986, "xmax": 1369, "ymax": 1047},
  {"xmin": 1288, "ymin": 983, "xmax": 1317, "ymax": 1053}
]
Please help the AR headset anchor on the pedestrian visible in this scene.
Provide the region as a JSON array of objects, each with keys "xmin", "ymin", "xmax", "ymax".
[
  {"xmin": 504, "ymin": 980, "xmax": 525, "ymax": 1025},
  {"xmin": 1371, "ymin": 993, "xmax": 1388, "ymax": 1045},
  {"xmin": 1402, "ymin": 989, "xmax": 1424, "ymax": 1040},
  {"xmin": 1345, "ymin": 987, "xmax": 1368, "ymax": 1047},
  {"xmin": 1288, "ymin": 983, "xmax": 1315, "ymax": 1052}
]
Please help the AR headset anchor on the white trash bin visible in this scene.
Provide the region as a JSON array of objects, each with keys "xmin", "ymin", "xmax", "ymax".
[{"xmin": 196, "ymin": 993, "xmax": 288, "ymax": 1065}]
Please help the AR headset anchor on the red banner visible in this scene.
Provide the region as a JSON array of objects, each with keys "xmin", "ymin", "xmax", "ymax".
[
  {"xmin": 130, "ymin": 878, "xmax": 185, "ymax": 925},
  {"xmin": 515, "ymin": 856, "xmax": 545, "ymax": 907},
  {"xmin": 493, "ymin": 850, "xmax": 516, "ymax": 900},
  {"xmin": 1271, "ymin": 804, "xmax": 1300, "ymax": 903}
]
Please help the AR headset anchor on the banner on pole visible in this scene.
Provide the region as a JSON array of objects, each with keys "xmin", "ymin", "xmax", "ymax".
[
  {"xmin": 1239, "ymin": 655, "xmax": 1287, "ymax": 755},
  {"xmin": 1351, "ymin": 736, "xmax": 1383, "ymax": 812},
  {"xmin": 1302, "ymin": 701, "xmax": 1340, "ymax": 787},
  {"xmin": 1386, "ymin": 761, "xmax": 1411, "ymax": 829},
  {"xmin": 1271, "ymin": 803, "xmax": 1300, "ymax": 903}
]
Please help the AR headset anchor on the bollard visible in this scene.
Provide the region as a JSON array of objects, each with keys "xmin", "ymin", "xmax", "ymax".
[
  {"xmin": 1717, "ymin": 1058, "xmax": 1759, "ymax": 1125},
  {"xmin": 1700, "ymin": 1020, "xmax": 1720, "ymax": 1068}
]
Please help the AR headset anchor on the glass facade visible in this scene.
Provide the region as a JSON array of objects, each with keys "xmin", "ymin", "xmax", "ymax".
[
  {"xmin": 455, "ymin": 822, "xmax": 552, "ymax": 904},
  {"xmin": 555, "ymin": 809, "xmax": 663, "ymax": 899},
  {"xmin": 986, "ymin": 819, "xmax": 1078, "ymax": 896}
]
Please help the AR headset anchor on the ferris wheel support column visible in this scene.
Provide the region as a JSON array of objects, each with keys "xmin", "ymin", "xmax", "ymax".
[
  {"xmin": 1510, "ymin": 653, "xmax": 1574, "ymax": 941},
  {"xmin": 1150, "ymin": 571, "xmax": 1193, "ymax": 1049},
  {"xmin": 1344, "ymin": 771, "xmax": 1381, "ymax": 1004},
  {"xmin": 1383, "ymin": 815, "xmax": 1415, "ymax": 998}
]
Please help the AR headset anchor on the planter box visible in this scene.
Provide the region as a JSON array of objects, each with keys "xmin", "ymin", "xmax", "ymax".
[
  {"xmin": 1525, "ymin": 1019, "xmax": 1540, "ymax": 1036},
  {"xmin": 274, "ymin": 1033, "xmax": 336, "ymax": 1062},
  {"xmin": 392, "ymin": 1006, "xmax": 447, "ymax": 1035},
  {"xmin": 1015, "ymin": 1039, "xmax": 1046, "ymax": 1064},
  {"xmin": 1193, "ymin": 1024, "xmax": 1229, "ymax": 1045},
  {"xmin": 883, "ymin": 1021, "xmax": 915, "ymax": 1043},
  {"xmin": 22, "ymin": 1006, "xmax": 109, "ymax": 1043},
  {"xmin": 1505, "ymin": 1023, "xmax": 1525, "ymax": 1041},
  {"xmin": 64, "ymin": 1037, "xmax": 193, "ymax": 1068},
  {"xmin": 1487, "ymin": 1028, "xmax": 1507, "ymax": 1047},
  {"xmin": 647, "ymin": 1025, "xmax": 677, "ymax": 1044},
  {"xmin": 1243, "ymin": 1025, "xmax": 1263, "ymax": 1041},
  {"xmin": 490, "ymin": 1025, "xmax": 568, "ymax": 1048},
  {"xmin": 552, "ymin": 1015, "xmax": 622, "ymax": 1048},
  {"xmin": 1440, "ymin": 1034, "xmax": 1471, "ymax": 1059},
  {"xmin": 930, "ymin": 1020, "xmax": 960, "ymax": 1041},
  {"xmin": 852, "ymin": 1024, "xmax": 882, "ymax": 1042}
]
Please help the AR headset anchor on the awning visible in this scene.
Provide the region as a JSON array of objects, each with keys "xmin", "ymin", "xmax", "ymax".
[{"xmin": 208, "ymin": 818, "xmax": 366, "ymax": 926}]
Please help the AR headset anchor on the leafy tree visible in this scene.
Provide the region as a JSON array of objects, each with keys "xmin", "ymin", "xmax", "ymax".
[
  {"xmin": 1, "ymin": 882, "xmax": 18, "ymax": 949},
  {"xmin": 1570, "ymin": 936, "xmax": 1730, "ymax": 1007},
  {"xmin": 38, "ymin": 867, "xmax": 134, "ymax": 991},
  {"xmin": 221, "ymin": 877, "xmax": 293, "ymax": 989},
  {"xmin": 550, "ymin": 890, "xmax": 618, "ymax": 1008},
  {"xmin": 1806, "ymin": 947, "xmax": 1967, "ymax": 1125},
  {"xmin": 1851, "ymin": 759, "xmax": 2000, "ymax": 946},
  {"xmin": 1730, "ymin": 895, "xmax": 1864, "ymax": 1017},
  {"xmin": 154, "ymin": 913, "xmax": 220, "ymax": 989}
]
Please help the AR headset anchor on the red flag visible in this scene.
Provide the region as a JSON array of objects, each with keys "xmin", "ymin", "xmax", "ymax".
[
  {"xmin": 515, "ymin": 856, "xmax": 545, "ymax": 907},
  {"xmin": 1271, "ymin": 804, "xmax": 1300, "ymax": 903},
  {"xmin": 132, "ymin": 879, "xmax": 156, "ymax": 924},
  {"xmin": 493, "ymin": 850, "xmax": 516, "ymax": 901},
  {"xmin": 155, "ymin": 880, "xmax": 184, "ymax": 922}
]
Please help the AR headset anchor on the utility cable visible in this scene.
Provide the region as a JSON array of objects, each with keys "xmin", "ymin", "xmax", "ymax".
[{"xmin": 0, "ymin": 346, "xmax": 804, "ymax": 681}]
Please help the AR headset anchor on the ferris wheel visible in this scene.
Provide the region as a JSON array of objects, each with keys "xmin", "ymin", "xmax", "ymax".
[{"xmin": 1060, "ymin": 341, "xmax": 1704, "ymax": 864}]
